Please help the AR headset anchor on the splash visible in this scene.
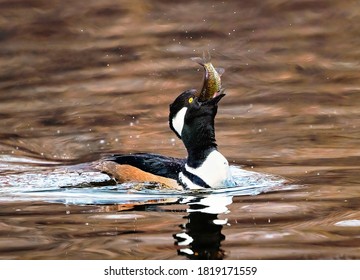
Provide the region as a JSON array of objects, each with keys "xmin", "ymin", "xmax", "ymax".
[{"xmin": 0, "ymin": 159, "xmax": 294, "ymax": 205}]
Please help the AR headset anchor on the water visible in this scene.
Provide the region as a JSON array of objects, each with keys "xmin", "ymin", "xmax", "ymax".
[{"xmin": 0, "ymin": 0, "xmax": 359, "ymax": 259}]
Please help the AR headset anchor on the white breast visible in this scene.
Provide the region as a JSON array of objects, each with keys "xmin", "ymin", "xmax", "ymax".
[{"xmin": 185, "ymin": 150, "xmax": 230, "ymax": 188}]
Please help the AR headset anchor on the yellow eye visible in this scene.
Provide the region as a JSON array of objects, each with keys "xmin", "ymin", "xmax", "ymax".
[{"xmin": 188, "ymin": 97, "xmax": 194, "ymax": 103}]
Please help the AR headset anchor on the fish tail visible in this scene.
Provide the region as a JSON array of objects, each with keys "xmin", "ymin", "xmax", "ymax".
[{"xmin": 190, "ymin": 50, "xmax": 211, "ymax": 66}]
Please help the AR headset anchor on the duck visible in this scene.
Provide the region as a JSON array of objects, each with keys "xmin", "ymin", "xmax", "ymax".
[{"xmin": 96, "ymin": 88, "xmax": 230, "ymax": 190}]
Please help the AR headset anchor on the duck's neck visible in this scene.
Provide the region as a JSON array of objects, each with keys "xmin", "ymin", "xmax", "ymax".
[
  {"xmin": 180, "ymin": 117, "xmax": 229, "ymax": 189},
  {"xmin": 182, "ymin": 117, "xmax": 218, "ymax": 168}
]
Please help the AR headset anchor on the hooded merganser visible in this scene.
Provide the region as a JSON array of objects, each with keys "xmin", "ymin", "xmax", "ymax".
[{"xmin": 96, "ymin": 89, "xmax": 230, "ymax": 190}]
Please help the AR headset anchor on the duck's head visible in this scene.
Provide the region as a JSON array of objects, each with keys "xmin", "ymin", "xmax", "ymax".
[{"xmin": 169, "ymin": 89, "xmax": 225, "ymax": 141}]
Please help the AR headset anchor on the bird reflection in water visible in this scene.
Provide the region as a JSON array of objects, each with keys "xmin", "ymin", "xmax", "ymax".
[{"xmin": 174, "ymin": 195, "xmax": 233, "ymax": 260}]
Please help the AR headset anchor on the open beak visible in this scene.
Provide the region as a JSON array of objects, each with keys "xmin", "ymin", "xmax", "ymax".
[
  {"xmin": 203, "ymin": 88, "xmax": 226, "ymax": 105},
  {"xmin": 202, "ymin": 93, "xmax": 225, "ymax": 106}
]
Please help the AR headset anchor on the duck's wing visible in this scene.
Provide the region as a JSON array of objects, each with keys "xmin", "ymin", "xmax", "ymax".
[{"xmin": 106, "ymin": 153, "xmax": 185, "ymax": 180}]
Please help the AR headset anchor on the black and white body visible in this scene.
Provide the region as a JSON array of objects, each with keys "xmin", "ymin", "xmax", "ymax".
[
  {"xmin": 169, "ymin": 89, "xmax": 229, "ymax": 189},
  {"xmin": 97, "ymin": 89, "xmax": 230, "ymax": 190}
]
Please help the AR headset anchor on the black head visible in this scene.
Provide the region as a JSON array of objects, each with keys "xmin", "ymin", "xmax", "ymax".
[
  {"xmin": 169, "ymin": 88, "xmax": 225, "ymax": 146},
  {"xmin": 169, "ymin": 89, "xmax": 198, "ymax": 139}
]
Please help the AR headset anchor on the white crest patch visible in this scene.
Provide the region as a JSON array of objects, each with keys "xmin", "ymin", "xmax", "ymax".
[
  {"xmin": 185, "ymin": 150, "xmax": 230, "ymax": 188},
  {"xmin": 171, "ymin": 107, "xmax": 187, "ymax": 137}
]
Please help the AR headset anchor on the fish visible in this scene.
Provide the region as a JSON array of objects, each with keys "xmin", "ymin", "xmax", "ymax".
[{"xmin": 191, "ymin": 51, "xmax": 225, "ymax": 102}]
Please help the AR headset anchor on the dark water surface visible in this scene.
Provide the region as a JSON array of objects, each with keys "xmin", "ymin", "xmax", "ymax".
[{"xmin": 0, "ymin": 0, "xmax": 359, "ymax": 259}]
